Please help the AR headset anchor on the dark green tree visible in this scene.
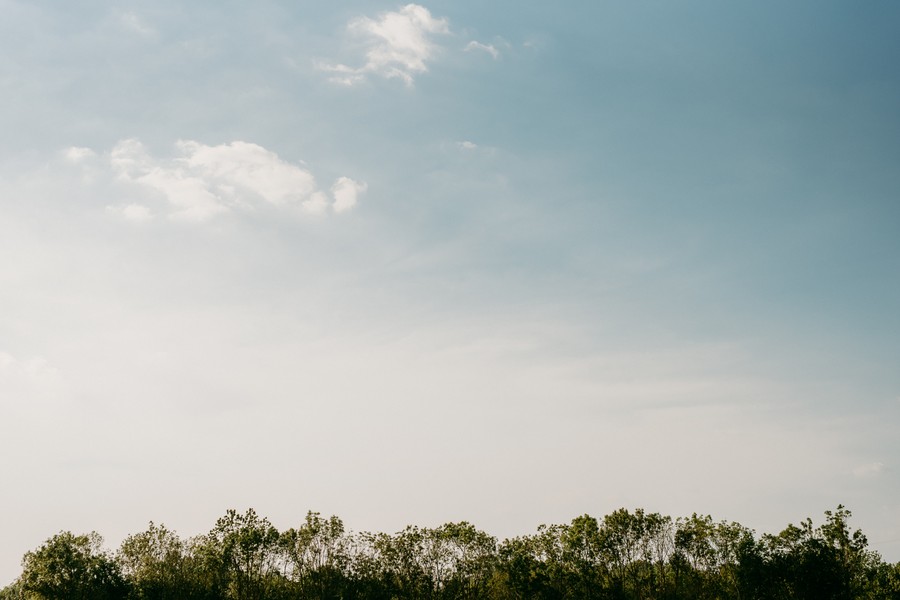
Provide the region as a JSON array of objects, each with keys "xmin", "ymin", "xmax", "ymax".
[{"xmin": 561, "ymin": 515, "xmax": 605, "ymax": 599}]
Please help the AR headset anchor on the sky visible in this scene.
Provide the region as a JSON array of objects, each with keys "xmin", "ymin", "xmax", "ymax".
[{"xmin": 1, "ymin": 0, "xmax": 900, "ymax": 584}]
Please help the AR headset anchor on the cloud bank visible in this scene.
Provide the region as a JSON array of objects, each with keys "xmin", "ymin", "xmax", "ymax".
[
  {"xmin": 318, "ymin": 4, "xmax": 449, "ymax": 86},
  {"xmin": 72, "ymin": 139, "xmax": 365, "ymax": 221}
]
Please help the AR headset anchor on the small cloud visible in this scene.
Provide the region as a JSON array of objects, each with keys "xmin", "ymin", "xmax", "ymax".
[
  {"xmin": 86, "ymin": 139, "xmax": 364, "ymax": 222},
  {"xmin": 318, "ymin": 4, "xmax": 449, "ymax": 86},
  {"xmin": 464, "ymin": 40, "xmax": 499, "ymax": 59},
  {"xmin": 450, "ymin": 139, "xmax": 497, "ymax": 157},
  {"xmin": 853, "ymin": 462, "xmax": 885, "ymax": 478},
  {"xmin": 64, "ymin": 146, "xmax": 97, "ymax": 163},
  {"xmin": 331, "ymin": 177, "xmax": 367, "ymax": 213}
]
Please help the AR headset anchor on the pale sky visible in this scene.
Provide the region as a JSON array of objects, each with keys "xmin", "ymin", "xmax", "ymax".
[{"xmin": 2, "ymin": 0, "xmax": 900, "ymax": 584}]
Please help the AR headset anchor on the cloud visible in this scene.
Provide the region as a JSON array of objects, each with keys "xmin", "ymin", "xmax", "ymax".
[
  {"xmin": 301, "ymin": 191, "xmax": 330, "ymax": 215},
  {"xmin": 96, "ymin": 139, "xmax": 364, "ymax": 221},
  {"xmin": 110, "ymin": 139, "xmax": 226, "ymax": 221},
  {"xmin": 64, "ymin": 146, "xmax": 97, "ymax": 163},
  {"xmin": 318, "ymin": 4, "xmax": 449, "ymax": 86},
  {"xmin": 464, "ymin": 40, "xmax": 499, "ymax": 59},
  {"xmin": 331, "ymin": 177, "xmax": 367, "ymax": 213},
  {"xmin": 452, "ymin": 139, "xmax": 497, "ymax": 157},
  {"xmin": 178, "ymin": 140, "xmax": 318, "ymax": 206}
]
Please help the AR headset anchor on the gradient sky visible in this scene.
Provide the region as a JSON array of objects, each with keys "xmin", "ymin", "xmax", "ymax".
[{"xmin": 2, "ymin": 0, "xmax": 900, "ymax": 584}]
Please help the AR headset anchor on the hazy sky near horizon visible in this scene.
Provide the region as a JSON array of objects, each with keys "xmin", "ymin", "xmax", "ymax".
[{"xmin": 2, "ymin": 0, "xmax": 900, "ymax": 583}]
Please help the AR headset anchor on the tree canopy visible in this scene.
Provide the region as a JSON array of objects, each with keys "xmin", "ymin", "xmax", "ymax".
[{"xmin": 2, "ymin": 505, "xmax": 898, "ymax": 600}]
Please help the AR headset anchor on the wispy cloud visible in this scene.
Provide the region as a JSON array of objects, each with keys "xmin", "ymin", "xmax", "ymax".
[
  {"xmin": 452, "ymin": 139, "xmax": 497, "ymax": 157},
  {"xmin": 464, "ymin": 40, "xmax": 499, "ymax": 59},
  {"xmin": 78, "ymin": 139, "xmax": 365, "ymax": 222},
  {"xmin": 318, "ymin": 4, "xmax": 449, "ymax": 86},
  {"xmin": 118, "ymin": 11, "xmax": 156, "ymax": 39},
  {"xmin": 64, "ymin": 146, "xmax": 96, "ymax": 163}
]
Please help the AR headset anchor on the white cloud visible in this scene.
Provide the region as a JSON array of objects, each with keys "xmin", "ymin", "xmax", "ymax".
[
  {"xmin": 318, "ymin": 4, "xmax": 449, "ymax": 86},
  {"xmin": 452, "ymin": 139, "xmax": 497, "ymax": 157},
  {"xmin": 464, "ymin": 40, "xmax": 499, "ymax": 59},
  {"xmin": 178, "ymin": 140, "xmax": 319, "ymax": 206},
  {"xmin": 110, "ymin": 139, "xmax": 225, "ymax": 222},
  {"xmin": 302, "ymin": 191, "xmax": 330, "ymax": 215},
  {"xmin": 853, "ymin": 462, "xmax": 885, "ymax": 478},
  {"xmin": 331, "ymin": 177, "xmax": 367, "ymax": 213},
  {"xmin": 98, "ymin": 139, "xmax": 363, "ymax": 221},
  {"xmin": 64, "ymin": 146, "xmax": 97, "ymax": 163}
]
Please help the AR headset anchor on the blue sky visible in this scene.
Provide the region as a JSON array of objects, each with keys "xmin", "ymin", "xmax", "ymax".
[{"xmin": 1, "ymin": 0, "xmax": 900, "ymax": 583}]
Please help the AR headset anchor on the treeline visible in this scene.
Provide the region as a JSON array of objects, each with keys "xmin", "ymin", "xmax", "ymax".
[{"xmin": 2, "ymin": 505, "xmax": 899, "ymax": 599}]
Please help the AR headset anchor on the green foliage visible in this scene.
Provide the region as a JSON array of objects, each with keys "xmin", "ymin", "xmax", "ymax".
[
  {"xmin": 198, "ymin": 508, "xmax": 282, "ymax": 600},
  {"xmin": 279, "ymin": 511, "xmax": 350, "ymax": 599},
  {"xmin": 19, "ymin": 531, "xmax": 128, "ymax": 600},
  {"xmin": 7, "ymin": 505, "xmax": 899, "ymax": 600},
  {"xmin": 118, "ymin": 522, "xmax": 216, "ymax": 600},
  {"xmin": 0, "ymin": 580, "xmax": 24, "ymax": 600}
]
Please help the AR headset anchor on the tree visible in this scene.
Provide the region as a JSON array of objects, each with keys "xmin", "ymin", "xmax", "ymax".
[
  {"xmin": 118, "ymin": 521, "xmax": 216, "ymax": 600},
  {"xmin": 19, "ymin": 531, "xmax": 128, "ymax": 600},
  {"xmin": 561, "ymin": 515, "xmax": 605, "ymax": 599},
  {"xmin": 425, "ymin": 522, "xmax": 497, "ymax": 599},
  {"xmin": 280, "ymin": 511, "xmax": 350, "ymax": 599},
  {"xmin": 497, "ymin": 523, "xmax": 570, "ymax": 600},
  {"xmin": 197, "ymin": 509, "xmax": 282, "ymax": 600},
  {"xmin": 5, "ymin": 504, "xmax": 899, "ymax": 600},
  {"xmin": 370, "ymin": 526, "xmax": 433, "ymax": 599},
  {"xmin": 0, "ymin": 580, "xmax": 24, "ymax": 600}
]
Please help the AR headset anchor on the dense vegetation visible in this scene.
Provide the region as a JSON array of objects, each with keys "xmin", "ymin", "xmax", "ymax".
[{"xmin": 2, "ymin": 505, "xmax": 898, "ymax": 599}]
